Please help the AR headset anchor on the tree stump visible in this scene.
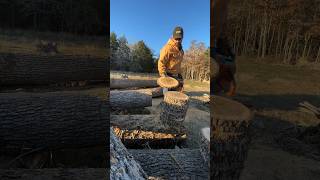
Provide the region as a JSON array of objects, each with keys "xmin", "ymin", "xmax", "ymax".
[
  {"xmin": 211, "ymin": 95, "xmax": 253, "ymax": 180},
  {"xmin": 160, "ymin": 91, "xmax": 190, "ymax": 130},
  {"xmin": 200, "ymin": 127, "xmax": 210, "ymax": 166}
]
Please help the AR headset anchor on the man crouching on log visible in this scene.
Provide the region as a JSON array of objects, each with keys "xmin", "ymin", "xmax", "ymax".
[{"xmin": 158, "ymin": 26, "xmax": 184, "ymax": 92}]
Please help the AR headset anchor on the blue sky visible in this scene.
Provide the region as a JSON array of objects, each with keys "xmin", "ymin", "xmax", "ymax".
[{"xmin": 110, "ymin": 0, "xmax": 209, "ymax": 57}]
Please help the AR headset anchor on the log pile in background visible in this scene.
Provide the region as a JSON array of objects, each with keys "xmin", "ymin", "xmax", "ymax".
[
  {"xmin": 110, "ymin": 90, "xmax": 152, "ymax": 109},
  {"xmin": 0, "ymin": 53, "xmax": 107, "ymax": 86},
  {"xmin": 110, "ymin": 78, "xmax": 157, "ymax": 89},
  {"xmin": 211, "ymin": 95, "xmax": 253, "ymax": 180}
]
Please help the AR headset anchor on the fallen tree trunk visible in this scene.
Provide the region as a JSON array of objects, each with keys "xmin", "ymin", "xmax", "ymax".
[
  {"xmin": 111, "ymin": 115, "xmax": 187, "ymax": 148},
  {"xmin": 0, "ymin": 53, "xmax": 107, "ymax": 86},
  {"xmin": 0, "ymin": 92, "xmax": 108, "ymax": 151},
  {"xmin": 129, "ymin": 149, "xmax": 209, "ymax": 179},
  {"xmin": 0, "ymin": 168, "xmax": 106, "ymax": 180},
  {"xmin": 110, "ymin": 78, "xmax": 157, "ymax": 89},
  {"xmin": 110, "ymin": 128, "xmax": 147, "ymax": 180},
  {"xmin": 110, "ymin": 90, "xmax": 152, "ymax": 109},
  {"xmin": 130, "ymin": 87, "xmax": 163, "ymax": 98}
]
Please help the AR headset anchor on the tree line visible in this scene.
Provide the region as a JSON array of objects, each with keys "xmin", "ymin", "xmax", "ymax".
[
  {"xmin": 110, "ymin": 32, "xmax": 210, "ymax": 81},
  {"xmin": 0, "ymin": 0, "xmax": 106, "ymax": 35},
  {"xmin": 227, "ymin": 0, "xmax": 320, "ymax": 64}
]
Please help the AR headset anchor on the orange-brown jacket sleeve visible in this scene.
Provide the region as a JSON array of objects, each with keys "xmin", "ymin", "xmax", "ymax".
[{"xmin": 158, "ymin": 46, "xmax": 170, "ymax": 76}]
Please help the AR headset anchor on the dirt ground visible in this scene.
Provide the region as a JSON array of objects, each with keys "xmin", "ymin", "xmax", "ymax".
[{"xmin": 234, "ymin": 56, "xmax": 320, "ymax": 180}]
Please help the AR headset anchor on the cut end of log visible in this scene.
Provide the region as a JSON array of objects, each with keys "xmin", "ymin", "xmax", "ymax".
[
  {"xmin": 157, "ymin": 77, "xmax": 179, "ymax": 88},
  {"xmin": 164, "ymin": 91, "xmax": 189, "ymax": 102}
]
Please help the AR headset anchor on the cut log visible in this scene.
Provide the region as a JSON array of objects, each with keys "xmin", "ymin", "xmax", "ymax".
[
  {"xmin": 131, "ymin": 87, "xmax": 163, "ymax": 98},
  {"xmin": 0, "ymin": 168, "xmax": 106, "ymax": 180},
  {"xmin": 110, "ymin": 128, "xmax": 147, "ymax": 180},
  {"xmin": 129, "ymin": 149, "xmax": 209, "ymax": 179},
  {"xmin": 0, "ymin": 53, "xmax": 107, "ymax": 86},
  {"xmin": 111, "ymin": 115, "xmax": 187, "ymax": 148},
  {"xmin": 160, "ymin": 91, "xmax": 190, "ymax": 129},
  {"xmin": 110, "ymin": 90, "xmax": 152, "ymax": 109},
  {"xmin": 0, "ymin": 92, "xmax": 108, "ymax": 151},
  {"xmin": 200, "ymin": 127, "xmax": 210, "ymax": 166},
  {"xmin": 211, "ymin": 95, "xmax": 253, "ymax": 180},
  {"xmin": 110, "ymin": 78, "xmax": 157, "ymax": 89}
]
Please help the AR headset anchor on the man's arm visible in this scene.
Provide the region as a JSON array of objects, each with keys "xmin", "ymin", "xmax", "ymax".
[{"xmin": 158, "ymin": 48, "xmax": 170, "ymax": 77}]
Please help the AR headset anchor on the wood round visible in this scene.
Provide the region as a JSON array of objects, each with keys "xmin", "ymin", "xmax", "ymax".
[
  {"xmin": 160, "ymin": 91, "xmax": 189, "ymax": 128},
  {"xmin": 210, "ymin": 95, "xmax": 253, "ymax": 180},
  {"xmin": 157, "ymin": 76, "xmax": 179, "ymax": 89}
]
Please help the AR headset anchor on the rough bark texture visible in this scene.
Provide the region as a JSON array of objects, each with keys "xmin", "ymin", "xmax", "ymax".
[
  {"xmin": 111, "ymin": 115, "xmax": 187, "ymax": 148},
  {"xmin": 131, "ymin": 87, "xmax": 163, "ymax": 98},
  {"xmin": 129, "ymin": 149, "xmax": 209, "ymax": 179},
  {"xmin": 0, "ymin": 168, "xmax": 106, "ymax": 180},
  {"xmin": 0, "ymin": 92, "xmax": 108, "ymax": 151},
  {"xmin": 211, "ymin": 95, "xmax": 253, "ymax": 180},
  {"xmin": 110, "ymin": 128, "xmax": 147, "ymax": 180},
  {"xmin": 0, "ymin": 53, "xmax": 107, "ymax": 86},
  {"xmin": 110, "ymin": 78, "xmax": 157, "ymax": 89},
  {"xmin": 200, "ymin": 127, "xmax": 210, "ymax": 166},
  {"xmin": 110, "ymin": 90, "xmax": 152, "ymax": 109},
  {"xmin": 160, "ymin": 91, "xmax": 190, "ymax": 129}
]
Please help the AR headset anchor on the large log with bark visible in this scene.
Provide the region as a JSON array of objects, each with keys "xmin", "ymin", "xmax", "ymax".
[
  {"xmin": 0, "ymin": 92, "xmax": 108, "ymax": 151},
  {"xmin": 0, "ymin": 168, "xmax": 106, "ymax": 180},
  {"xmin": 110, "ymin": 128, "xmax": 147, "ymax": 180},
  {"xmin": 130, "ymin": 87, "xmax": 163, "ymax": 98},
  {"xmin": 160, "ymin": 91, "xmax": 190, "ymax": 130},
  {"xmin": 110, "ymin": 90, "xmax": 152, "ymax": 109},
  {"xmin": 111, "ymin": 115, "xmax": 187, "ymax": 148},
  {"xmin": 211, "ymin": 95, "xmax": 253, "ymax": 180},
  {"xmin": 0, "ymin": 53, "xmax": 107, "ymax": 86},
  {"xmin": 129, "ymin": 149, "xmax": 209, "ymax": 179},
  {"xmin": 110, "ymin": 78, "xmax": 157, "ymax": 89}
]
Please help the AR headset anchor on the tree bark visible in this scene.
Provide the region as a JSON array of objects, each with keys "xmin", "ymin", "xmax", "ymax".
[
  {"xmin": 127, "ymin": 87, "xmax": 163, "ymax": 98},
  {"xmin": 110, "ymin": 78, "xmax": 157, "ymax": 89},
  {"xmin": 110, "ymin": 128, "xmax": 147, "ymax": 180},
  {"xmin": 0, "ymin": 53, "xmax": 107, "ymax": 86},
  {"xmin": 211, "ymin": 95, "xmax": 253, "ymax": 180},
  {"xmin": 0, "ymin": 92, "xmax": 108, "ymax": 151},
  {"xmin": 0, "ymin": 168, "xmax": 106, "ymax": 180},
  {"xmin": 200, "ymin": 127, "xmax": 210, "ymax": 166},
  {"xmin": 129, "ymin": 149, "xmax": 209, "ymax": 179},
  {"xmin": 110, "ymin": 90, "xmax": 152, "ymax": 109}
]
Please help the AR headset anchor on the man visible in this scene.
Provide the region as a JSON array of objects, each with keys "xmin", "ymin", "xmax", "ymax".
[
  {"xmin": 211, "ymin": 0, "xmax": 236, "ymax": 96},
  {"xmin": 158, "ymin": 26, "xmax": 184, "ymax": 92}
]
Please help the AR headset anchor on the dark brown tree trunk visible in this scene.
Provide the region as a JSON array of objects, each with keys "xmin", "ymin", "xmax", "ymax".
[
  {"xmin": 0, "ymin": 53, "xmax": 107, "ymax": 86},
  {"xmin": 0, "ymin": 168, "xmax": 106, "ymax": 180},
  {"xmin": 0, "ymin": 92, "xmax": 108, "ymax": 151},
  {"xmin": 110, "ymin": 90, "xmax": 152, "ymax": 109},
  {"xmin": 110, "ymin": 78, "xmax": 157, "ymax": 89},
  {"xmin": 129, "ymin": 149, "xmax": 209, "ymax": 179},
  {"xmin": 110, "ymin": 128, "xmax": 147, "ymax": 180}
]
